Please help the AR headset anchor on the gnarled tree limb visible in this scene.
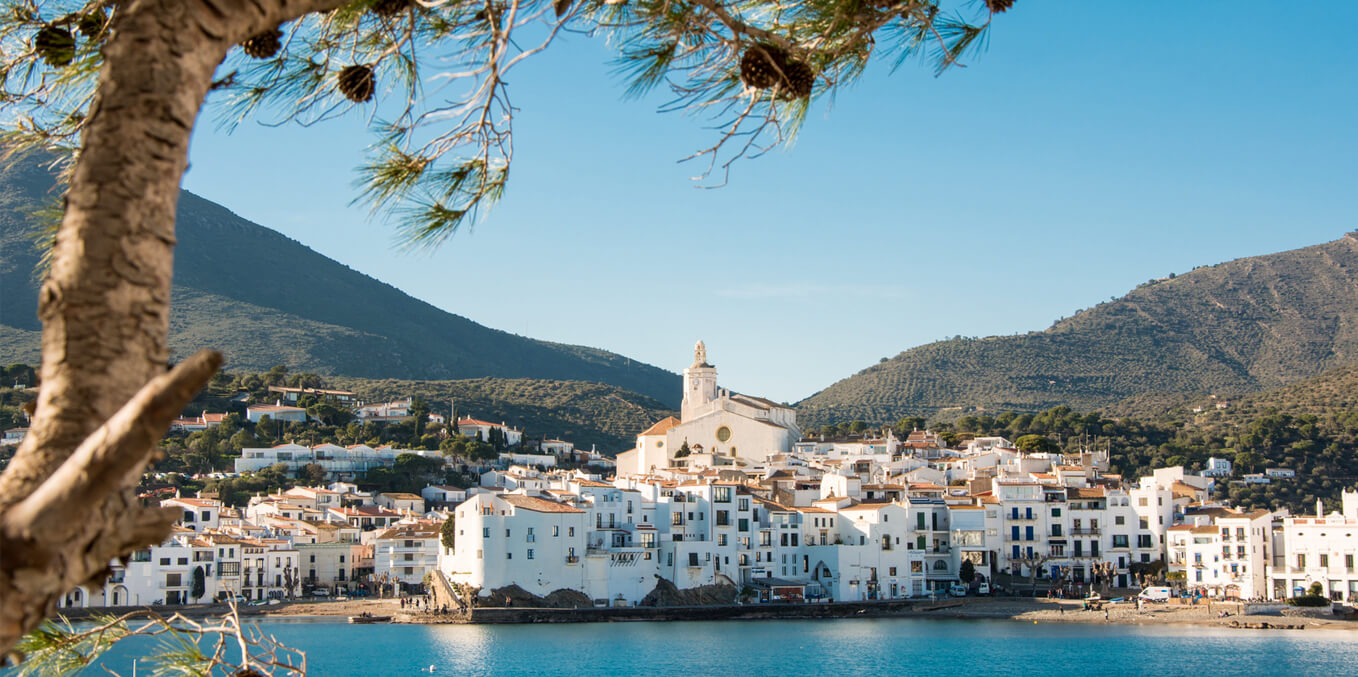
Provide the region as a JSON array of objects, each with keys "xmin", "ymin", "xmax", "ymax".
[
  {"xmin": 0, "ymin": 0, "xmax": 348, "ymax": 656},
  {"xmin": 2, "ymin": 349, "xmax": 222, "ymax": 540}
]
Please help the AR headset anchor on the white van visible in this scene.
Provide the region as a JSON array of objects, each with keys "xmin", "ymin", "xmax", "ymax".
[{"xmin": 1138, "ymin": 586, "xmax": 1172, "ymax": 602}]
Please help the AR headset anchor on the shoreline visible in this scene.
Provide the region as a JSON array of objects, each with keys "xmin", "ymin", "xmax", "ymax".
[{"xmin": 56, "ymin": 597, "xmax": 1358, "ymax": 632}]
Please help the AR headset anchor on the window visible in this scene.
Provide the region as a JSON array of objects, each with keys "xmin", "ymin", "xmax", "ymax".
[
  {"xmin": 713, "ymin": 486, "xmax": 732, "ymax": 503},
  {"xmin": 507, "ymin": 552, "xmax": 513, "ymax": 560},
  {"xmin": 718, "ymin": 534, "xmax": 728, "ymax": 546},
  {"xmin": 716, "ymin": 511, "xmax": 730, "ymax": 527},
  {"xmin": 738, "ymin": 518, "xmax": 749, "ymax": 532},
  {"xmin": 738, "ymin": 498, "xmax": 749, "ymax": 511},
  {"xmin": 1113, "ymin": 535, "xmax": 1128, "ymax": 548},
  {"xmin": 1321, "ymin": 554, "xmax": 1329, "ymax": 568},
  {"xmin": 165, "ymin": 573, "xmax": 182, "ymax": 587},
  {"xmin": 1051, "ymin": 508, "xmax": 1061, "ymax": 518},
  {"xmin": 505, "ymin": 529, "xmax": 511, "ymax": 538},
  {"xmin": 339, "ymin": 555, "xmax": 345, "ymax": 563},
  {"xmin": 1115, "ymin": 516, "xmax": 1125, "ymax": 525},
  {"xmin": 483, "ymin": 527, "xmax": 490, "ymax": 538},
  {"xmin": 568, "ymin": 527, "xmax": 575, "ymax": 537},
  {"xmin": 1298, "ymin": 554, "xmax": 1306, "ymax": 569},
  {"xmin": 689, "ymin": 553, "xmax": 700, "ymax": 567},
  {"xmin": 889, "ymin": 567, "xmax": 897, "ymax": 576},
  {"xmin": 159, "ymin": 558, "xmax": 170, "ymax": 566},
  {"xmin": 1139, "ymin": 518, "xmax": 1149, "ymax": 530},
  {"xmin": 177, "ymin": 557, "xmax": 188, "ymax": 565},
  {"xmin": 553, "ymin": 526, "xmax": 560, "ymax": 537},
  {"xmin": 527, "ymin": 549, "xmax": 535, "ymax": 560}
]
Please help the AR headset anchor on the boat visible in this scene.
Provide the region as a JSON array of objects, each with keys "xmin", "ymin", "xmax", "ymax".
[{"xmin": 347, "ymin": 613, "xmax": 393, "ymax": 624}]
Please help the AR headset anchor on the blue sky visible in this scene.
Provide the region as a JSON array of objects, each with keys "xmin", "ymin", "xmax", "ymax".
[{"xmin": 181, "ymin": 2, "xmax": 1358, "ymax": 404}]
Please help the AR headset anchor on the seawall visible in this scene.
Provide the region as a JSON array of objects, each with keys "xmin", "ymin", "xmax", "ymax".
[{"xmin": 435, "ymin": 599, "xmax": 925, "ymax": 624}]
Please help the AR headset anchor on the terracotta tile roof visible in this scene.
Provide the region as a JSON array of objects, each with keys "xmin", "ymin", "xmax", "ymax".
[
  {"xmin": 1067, "ymin": 487, "xmax": 1107, "ymax": 499},
  {"xmin": 639, "ymin": 416, "xmax": 681, "ymax": 437},
  {"xmin": 502, "ymin": 495, "xmax": 584, "ymax": 514}
]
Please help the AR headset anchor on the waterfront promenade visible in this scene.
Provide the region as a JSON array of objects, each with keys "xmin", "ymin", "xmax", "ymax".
[{"xmin": 52, "ymin": 596, "xmax": 1358, "ymax": 632}]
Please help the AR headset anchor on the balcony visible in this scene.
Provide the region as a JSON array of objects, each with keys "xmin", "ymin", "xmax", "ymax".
[
  {"xmin": 565, "ymin": 555, "xmax": 579, "ymax": 564},
  {"xmin": 1071, "ymin": 528, "xmax": 1101, "ymax": 536}
]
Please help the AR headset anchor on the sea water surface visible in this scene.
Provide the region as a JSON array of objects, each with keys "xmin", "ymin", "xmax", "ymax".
[{"xmin": 72, "ymin": 617, "xmax": 1358, "ymax": 676}]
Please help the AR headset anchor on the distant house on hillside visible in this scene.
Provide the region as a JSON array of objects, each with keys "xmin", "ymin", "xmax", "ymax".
[
  {"xmin": 267, "ymin": 386, "xmax": 357, "ymax": 406},
  {"xmin": 3, "ymin": 428, "xmax": 28, "ymax": 445},
  {"xmin": 457, "ymin": 417, "xmax": 523, "ymax": 446},
  {"xmin": 356, "ymin": 399, "xmax": 413, "ymax": 423},
  {"xmin": 1203, "ymin": 457, "xmax": 1232, "ymax": 478},
  {"xmin": 246, "ymin": 404, "xmax": 309, "ymax": 423},
  {"xmin": 170, "ymin": 411, "xmax": 228, "ymax": 432}
]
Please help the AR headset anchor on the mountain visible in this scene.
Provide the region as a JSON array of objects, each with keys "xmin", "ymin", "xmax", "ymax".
[
  {"xmin": 0, "ymin": 154, "xmax": 679, "ymax": 405},
  {"xmin": 799, "ymin": 234, "xmax": 1358, "ymax": 425}
]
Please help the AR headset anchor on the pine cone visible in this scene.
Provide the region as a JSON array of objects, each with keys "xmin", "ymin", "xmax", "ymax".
[
  {"xmin": 779, "ymin": 60, "xmax": 815, "ymax": 99},
  {"xmin": 371, "ymin": 0, "xmax": 410, "ymax": 18},
  {"xmin": 77, "ymin": 11, "xmax": 107, "ymax": 41},
  {"xmin": 34, "ymin": 26, "xmax": 75, "ymax": 67},
  {"xmin": 739, "ymin": 44, "xmax": 788, "ymax": 90},
  {"xmin": 338, "ymin": 65, "xmax": 376, "ymax": 103},
  {"xmin": 241, "ymin": 29, "xmax": 282, "ymax": 59},
  {"xmin": 985, "ymin": 0, "xmax": 1015, "ymax": 13}
]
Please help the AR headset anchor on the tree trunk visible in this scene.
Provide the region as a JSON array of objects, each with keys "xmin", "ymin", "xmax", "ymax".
[{"xmin": 0, "ymin": 0, "xmax": 346, "ymax": 655}]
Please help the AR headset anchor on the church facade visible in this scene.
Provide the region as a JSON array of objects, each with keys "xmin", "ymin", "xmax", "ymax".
[{"xmin": 616, "ymin": 341, "xmax": 800, "ymax": 476}]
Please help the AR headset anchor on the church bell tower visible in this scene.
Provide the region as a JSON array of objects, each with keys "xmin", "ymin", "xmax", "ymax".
[{"xmin": 681, "ymin": 340, "xmax": 718, "ymax": 421}]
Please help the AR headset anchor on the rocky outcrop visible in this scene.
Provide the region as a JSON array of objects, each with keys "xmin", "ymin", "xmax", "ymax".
[
  {"xmin": 639, "ymin": 577, "xmax": 738, "ymax": 607},
  {"xmin": 477, "ymin": 585, "xmax": 591, "ymax": 609}
]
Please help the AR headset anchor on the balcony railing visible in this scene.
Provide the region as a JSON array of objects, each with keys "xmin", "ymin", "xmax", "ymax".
[
  {"xmin": 565, "ymin": 556, "xmax": 579, "ymax": 564},
  {"xmin": 1071, "ymin": 528, "xmax": 1101, "ymax": 536}
]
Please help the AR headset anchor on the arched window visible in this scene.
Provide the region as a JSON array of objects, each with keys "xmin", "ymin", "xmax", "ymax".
[{"xmin": 933, "ymin": 560, "xmax": 947, "ymax": 571}]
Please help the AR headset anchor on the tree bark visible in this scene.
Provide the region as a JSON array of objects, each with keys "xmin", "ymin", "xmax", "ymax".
[{"xmin": 0, "ymin": 0, "xmax": 347, "ymax": 655}]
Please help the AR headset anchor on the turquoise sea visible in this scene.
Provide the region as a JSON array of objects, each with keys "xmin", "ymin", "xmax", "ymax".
[{"xmin": 61, "ymin": 617, "xmax": 1358, "ymax": 676}]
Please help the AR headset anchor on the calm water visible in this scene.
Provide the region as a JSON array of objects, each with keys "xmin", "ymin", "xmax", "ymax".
[{"xmin": 61, "ymin": 617, "xmax": 1358, "ymax": 676}]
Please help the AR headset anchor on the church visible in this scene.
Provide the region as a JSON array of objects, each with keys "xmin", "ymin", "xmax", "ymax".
[{"xmin": 615, "ymin": 341, "xmax": 800, "ymax": 476}]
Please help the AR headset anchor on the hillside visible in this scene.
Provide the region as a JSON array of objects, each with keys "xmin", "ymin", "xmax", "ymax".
[
  {"xmin": 331, "ymin": 375, "xmax": 675, "ymax": 452},
  {"xmin": 799, "ymin": 234, "xmax": 1358, "ymax": 425},
  {"xmin": 1112, "ymin": 360, "xmax": 1358, "ymax": 430},
  {"xmin": 0, "ymin": 154, "xmax": 679, "ymax": 405}
]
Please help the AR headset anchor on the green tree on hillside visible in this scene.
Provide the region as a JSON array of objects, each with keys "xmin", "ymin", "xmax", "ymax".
[
  {"xmin": 1014, "ymin": 434, "xmax": 1055, "ymax": 454},
  {"xmin": 441, "ymin": 515, "xmax": 456, "ymax": 551}
]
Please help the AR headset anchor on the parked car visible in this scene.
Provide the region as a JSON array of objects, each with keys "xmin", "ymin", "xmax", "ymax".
[
  {"xmin": 949, "ymin": 584, "xmax": 969, "ymax": 597},
  {"xmin": 312, "ymin": 589, "xmax": 330, "ymax": 597},
  {"xmin": 1138, "ymin": 586, "xmax": 1172, "ymax": 603},
  {"xmin": 976, "ymin": 582, "xmax": 991, "ymax": 596}
]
